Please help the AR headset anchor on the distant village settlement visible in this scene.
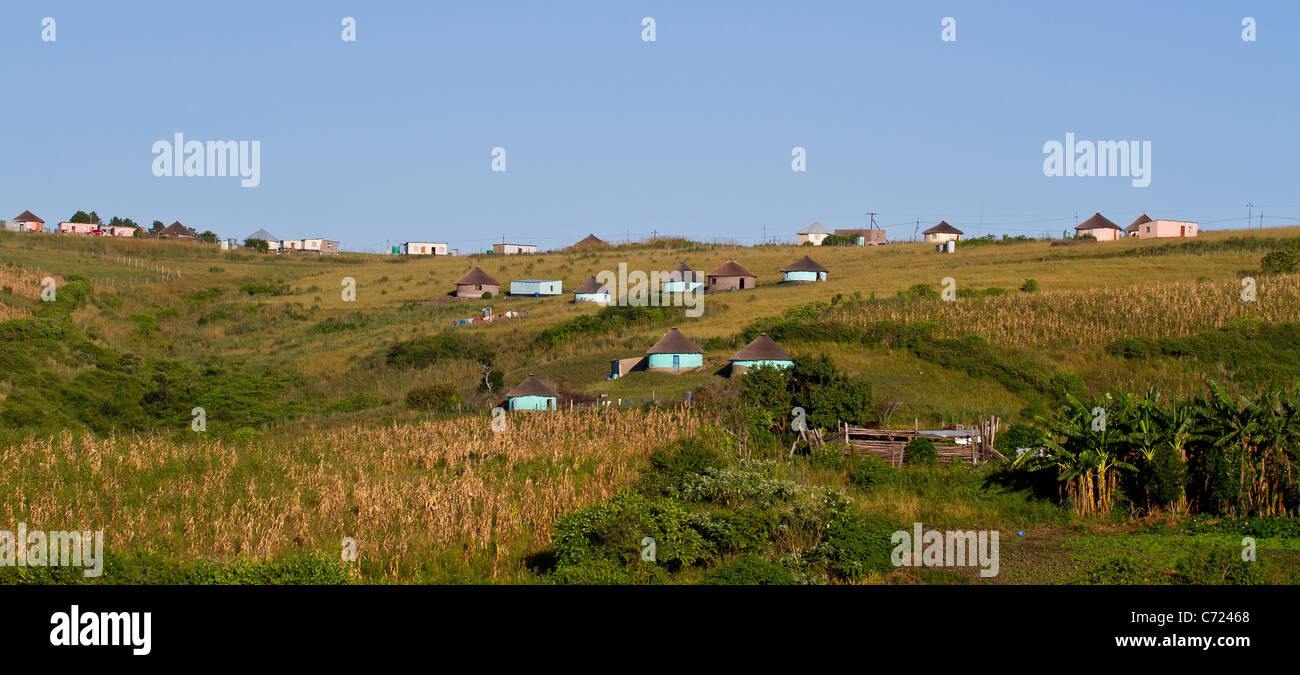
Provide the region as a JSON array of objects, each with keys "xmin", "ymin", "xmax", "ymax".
[{"xmin": 2, "ymin": 209, "xmax": 1203, "ymax": 410}]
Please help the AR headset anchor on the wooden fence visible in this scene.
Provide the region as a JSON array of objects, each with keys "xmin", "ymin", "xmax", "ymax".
[{"xmin": 838, "ymin": 416, "xmax": 1008, "ymax": 466}]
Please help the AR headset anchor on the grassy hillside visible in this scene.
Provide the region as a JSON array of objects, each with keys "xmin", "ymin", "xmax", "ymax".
[
  {"xmin": 2, "ymin": 227, "xmax": 1299, "ymax": 584},
  {"xmin": 4, "ymin": 227, "xmax": 1297, "ymax": 427}
]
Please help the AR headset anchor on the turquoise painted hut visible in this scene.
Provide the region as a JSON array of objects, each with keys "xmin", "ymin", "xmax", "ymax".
[
  {"xmin": 573, "ymin": 276, "xmax": 611, "ymax": 304},
  {"xmin": 505, "ymin": 374, "xmax": 559, "ymax": 411},
  {"xmin": 780, "ymin": 255, "xmax": 828, "ymax": 282},
  {"xmin": 510, "ymin": 279, "xmax": 562, "ymax": 296},
  {"xmin": 728, "ymin": 333, "xmax": 794, "ymax": 373},
  {"xmin": 646, "ymin": 327, "xmax": 704, "ymax": 373},
  {"xmin": 661, "ymin": 262, "xmax": 704, "ymax": 294}
]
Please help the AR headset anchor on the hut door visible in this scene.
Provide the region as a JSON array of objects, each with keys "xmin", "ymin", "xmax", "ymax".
[{"xmin": 672, "ymin": 355, "xmax": 680, "ymax": 373}]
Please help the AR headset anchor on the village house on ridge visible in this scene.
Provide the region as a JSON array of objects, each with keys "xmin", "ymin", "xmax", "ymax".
[
  {"xmin": 796, "ymin": 222, "xmax": 832, "ymax": 246},
  {"xmin": 454, "ymin": 266, "xmax": 500, "ymax": 298},
  {"xmin": 922, "ymin": 220, "xmax": 963, "ymax": 243},
  {"xmin": 706, "ymin": 258, "xmax": 756, "ymax": 292}
]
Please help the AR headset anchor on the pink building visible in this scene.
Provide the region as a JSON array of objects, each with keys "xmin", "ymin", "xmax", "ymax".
[
  {"xmin": 1074, "ymin": 213, "xmax": 1122, "ymax": 242},
  {"xmin": 13, "ymin": 210, "xmax": 44, "ymax": 232},
  {"xmin": 106, "ymin": 225, "xmax": 138, "ymax": 237},
  {"xmin": 1136, "ymin": 219, "xmax": 1197, "ymax": 239},
  {"xmin": 58, "ymin": 221, "xmax": 97, "ymax": 235}
]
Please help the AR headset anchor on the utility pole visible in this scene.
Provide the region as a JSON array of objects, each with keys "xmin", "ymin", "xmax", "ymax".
[
  {"xmin": 913, "ymin": 218, "xmax": 920, "ymax": 242},
  {"xmin": 1246, "ymin": 202, "xmax": 1254, "ymax": 230},
  {"xmin": 865, "ymin": 212, "xmax": 878, "ymax": 230}
]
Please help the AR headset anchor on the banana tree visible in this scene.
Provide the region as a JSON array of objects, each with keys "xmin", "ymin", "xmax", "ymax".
[{"xmin": 1015, "ymin": 393, "xmax": 1135, "ymax": 516}]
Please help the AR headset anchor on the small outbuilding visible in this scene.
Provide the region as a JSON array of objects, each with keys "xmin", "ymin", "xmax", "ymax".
[
  {"xmin": 510, "ymin": 279, "xmax": 562, "ymax": 296},
  {"xmin": 797, "ymin": 222, "xmax": 832, "ymax": 246},
  {"xmin": 493, "ymin": 243, "xmax": 538, "ymax": 255},
  {"xmin": 834, "ymin": 228, "xmax": 887, "ymax": 245},
  {"xmin": 922, "ymin": 221, "xmax": 963, "ymax": 243},
  {"xmin": 705, "ymin": 259, "xmax": 756, "ymax": 292},
  {"xmin": 1075, "ymin": 213, "xmax": 1123, "ymax": 242},
  {"xmin": 780, "ymin": 255, "xmax": 828, "ymax": 282},
  {"xmin": 646, "ymin": 327, "xmax": 704, "ymax": 373},
  {"xmin": 573, "ymin": 276, "xmax": 611, "ymax": 304},
  {"xmin": 403, "ymin": 241, "xmax": 448, "ymax": 255},
  {"xmin": 454, "ymin": 267, "xmax": 501, "ymax": 298},
  {"xmin": 506, "ymin": 374, "xmax": 558, "ymax": 411},
  {"xmin": 662, "ymin": 262, "xmax": 704, "ymax": 293},
  {"xmin": 301, "ymin": 237, "xmax": 340, "ymax": 255},
  {"xmin": 728, "ymin": 333, "xmax": 794, "ymax": 373}
]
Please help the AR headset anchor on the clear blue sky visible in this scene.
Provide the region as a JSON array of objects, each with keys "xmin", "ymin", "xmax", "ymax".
[{"xmin": 3, "ymin": 1, "xmax": 1297, "ymax": 251}]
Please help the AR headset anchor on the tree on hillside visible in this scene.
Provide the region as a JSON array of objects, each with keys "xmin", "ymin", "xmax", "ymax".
[
  {"xmin": 244, "ymin": 238, "xmax": 269, "ymax": 252},
  {"xmin": 739, "ymin": 355, "xmax": 874, "ymax": 438},
  {"xmin": 149, "ymin": 220, "xmax": 165, "ymax": 234},
  {"xmin": 197, "ymin": 230, "xmax": 218, "ymax": 244}
]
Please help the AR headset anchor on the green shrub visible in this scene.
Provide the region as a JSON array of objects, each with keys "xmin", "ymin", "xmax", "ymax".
[
  {"xmin": 703, "ymin": 555, "xmax": 794, "ymax": 585},
  {"xmin": 1106, "ymin": 337, "xmax": 1152, "ymax": 360},
  {"xmin": 1081, "ymin": 556, "xmax": 1152, "ymax": 584},
  {"xmin": 238, "ymin": 281, "xmax": 290, "ymax": 296},
  {"xmin": 807, "ymin": 498, "xmax": 897, "ymax": 581},
  {"xmin": 386, "ymin": 333, "xmax": 494, "ymax": 368},
  {"xmin": 1173, "ymin": 545, "xmax": 1266, "ymax": 585},
  {"xmin": 130, "ymin": 313, "xmax": 160, "ymax": 337},
  {"xmin": 1020, "ymin": 279, "xmax": 1040, "ymax": 292},
  {"xmin": 903, "ymin": 438, "xmax": 938, "ymax": 466},
  {"xmin": 38, "ymin": 279, "xmax": 91, "ymax": 320},
  {"xmin": 311, "ymin": 313, "xmax": 371, "ymax": 334},
  {"xmin": 899, "ymin": 283, "xmax": 940, "ymax": 300},
  {"xmin": 848, "ymin": 455, "xmax": 896, "ymax": 489},
  {"xmin": 480, "ymin": 291, "xmax": 492, "ymax": 299},
  {"xmin": 1260, "ymin": 249, "xmax": 1299, "ymax": 275},
  {"xmin": 807, "ymin": 442, "xmax": 849, "ymax": 469},
  {"xmin": 994, "ymin": 423, "xmax": 1046, "ymax": 459},
  {"xmin": 1146, "ymin": 443, "xmax": 1187, "ymax": 509},
  {"xmin": 697, "ymin": 508, "xmax": 780, "ymax": 554},
  {"xmin": 675, "ymin": 465, "xmax": 803, "ymax": 507},
  {"xmin": 405, "ymin": 384, "xmax": 462, "ymax": 411},
  {"xmin": 326, "ymin": 393, "xmax": 386, "ymax": 414},
  {"xmin": 551, "ymin": 491, "xmax": 711, "ymax": 572},
  {"xmin": 1155, "ymin": 336, "xmax": 1193, "ymax": 357},
  {"xmin": 641, "ymin": 432, "xmax": 731, "ymax": 495},
  {"xmin": 534, "ymin": 304, "xmax": 681, "ymax": 349}
]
